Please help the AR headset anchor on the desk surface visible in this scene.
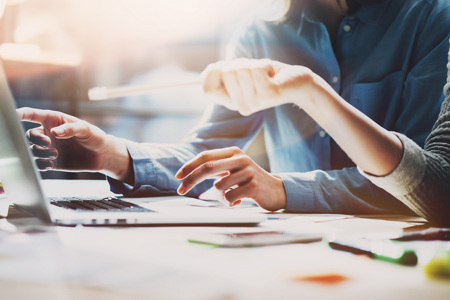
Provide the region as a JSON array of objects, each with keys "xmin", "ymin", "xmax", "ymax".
[{"xmin": 0, "ymin": 180, "xmax": 449, "ymax": 300}]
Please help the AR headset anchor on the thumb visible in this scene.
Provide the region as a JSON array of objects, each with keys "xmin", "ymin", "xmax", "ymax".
[{"xmin": 50, "ymin": 122, "xmax": 90, "ymax": 140}]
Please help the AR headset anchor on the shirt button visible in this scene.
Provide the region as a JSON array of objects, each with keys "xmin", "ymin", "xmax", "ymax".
[
  {"xmin": 319, "ymin": 130, "xmax": 326, "ymax": 138},
  {"xmin": 332, "ymin": 76, "xmax": 339, "ymax": 84},
  {"xmin": 343, "ymin": 24, "xmax": 351, "ymax": 32}
]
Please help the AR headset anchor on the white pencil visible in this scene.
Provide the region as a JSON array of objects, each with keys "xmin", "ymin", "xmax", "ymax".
[{"xmin": 88, "ymin": 80, "xmax": 202, "ymax": 101}]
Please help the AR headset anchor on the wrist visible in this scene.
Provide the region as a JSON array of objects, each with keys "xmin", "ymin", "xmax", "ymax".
[
  {"xmin": 295, "ymin": 72, "xmax": 342, "ymax": 126},
  {"xmin": 101, "ymin": 135, "xmax": 134, "ymax": 183},
  {"xmin": 272, "ymin": 174, "xmax": 287, "ymax": 211},
  {"xmin": 290, "ymin": 70, "xmax": 321, "ymax": 110}
]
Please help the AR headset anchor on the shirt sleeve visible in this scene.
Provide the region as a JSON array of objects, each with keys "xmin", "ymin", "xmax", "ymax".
[
  {"xmin": 279, "ymin": 168, "xmax": 414, "ymax": 215},
  {"xmin": 109, "ymin": 107, "xmax": 264, "ymax": 197},
  {"xmin": 281, "ymin": 4, "xmax": 450, "ymax": 216}
]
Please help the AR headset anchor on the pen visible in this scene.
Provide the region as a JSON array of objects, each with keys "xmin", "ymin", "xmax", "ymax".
[
  {"xmin": 328, "ymin": 239, "xmax": 418, "ymax": 266},
  {"xmin": 391, "ymin": 228, "xmax": 450, "ymax": 241},
  {"xmin": 88, "ymin": 80, "xmax": 201, "ymax": 101}
]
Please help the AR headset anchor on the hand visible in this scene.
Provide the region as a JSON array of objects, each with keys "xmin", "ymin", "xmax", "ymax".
[
  {"xmin": 175, "ymin": 147, "xmax": 286, "ymax": 211},
  {"xmin": 201, "ymin": 58, "xmax": 316, "ymax": 116},
  {"xmin": 17, "ymin": 107, "xmax": 132, "ymax": 182}
]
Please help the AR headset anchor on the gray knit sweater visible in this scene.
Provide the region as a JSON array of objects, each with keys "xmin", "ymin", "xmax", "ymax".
[{"xmin": 363, "ymin": 81, "xmax": 450, "ymax": 227}]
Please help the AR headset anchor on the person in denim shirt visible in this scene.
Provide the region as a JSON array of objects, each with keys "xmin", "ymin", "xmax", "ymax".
[{"xmin": 19, "ymin": 0, "xmax": 450, "ymax": 215}]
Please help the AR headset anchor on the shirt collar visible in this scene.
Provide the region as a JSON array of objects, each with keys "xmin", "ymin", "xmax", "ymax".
[
  {"xmin": 352, "ymin": 0, "xmax": 391, "ymax": 25},
  {"xmin": 301, "ymin": 0, "xmax": 391, "ymax": 26}
]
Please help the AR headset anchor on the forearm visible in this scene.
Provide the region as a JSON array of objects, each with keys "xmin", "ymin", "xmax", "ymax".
[
  {"xmin": 298, "ymin": 74, "xmax": 404, "ymax": 176},
  {"xmin": 101, "ymin": 135, "xmax": 134, "ymax": 184},
  {"xmin": 108, "ymin": 141, "xmax": 218, "ymax": 197}
]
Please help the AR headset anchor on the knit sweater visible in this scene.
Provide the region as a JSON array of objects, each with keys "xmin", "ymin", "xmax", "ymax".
[{"xmin": 363, "ymin": 82, "xmax": 450, "ymax": 227}]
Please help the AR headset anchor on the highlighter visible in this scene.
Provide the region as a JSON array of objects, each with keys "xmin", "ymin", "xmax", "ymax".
[
  {"xmin": 423, "ymin": 251, "xmax": 450, "ymax": 279},
  {"xmin": 327, "ymin": 238, "xmax": 418, "ymax": 266}
]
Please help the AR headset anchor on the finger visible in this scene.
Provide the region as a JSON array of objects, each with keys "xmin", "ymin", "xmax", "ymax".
[
  {"xmin": 235, "ymin": 67, "xmax": 257, "ymax": 115},
  {"xmin": 224, "ymin": 183, "xmax": 255, "ymax": 206},
  {"xmin": 27, "ymin": 127, "xmax": 52, "ymax": 147},
  {"xmin": 222, "ymin": 68, "xmax": 247, "ymax": 112},
  {"xmin": 17, "ymin": 107, "xmax": 81, "ymax": 131},
  {"xmin": 201, "ymin": 62, "xmax": 224, "ymax": 93},
  {"xmin": 177, "ymin": 156, "xmax": 245, "ymax": 195},
  {"xmin": 202, "ymin": 62, "xmax": 231, "ymax": 108},
  {"xmin": 17, "ymin": 107, "xmax": 48, "ymax": 123},
  {"xmin": 231, "ymin": 199, "xmax": 242, "ymax": 207},
  {"xmin": 217, "ymin": 189, "xmax": 241, "ymax": 207},
  {"xmin": 251, "ymin": 64, "xmax": 277, "ymax": 99},
  {"xmin": 214, "ymin": 169, "xmax": 251, "ymax": 193},
  {"xmin": 212, "ymin": 172, "xmax": 230, "ymax": 179},
  {"xmin": 35, "ymin": 159, "xmax": 54, "ymax": 171},
  {"xmin": 176, "ymin": 147, "xmax": 242, "ymax": 179},
  {"xmin": 50, "ymin": 121, "xmax": 91, "ymax": 140},
  {"xmin": 17, "ymin": 107, "xmax": 63, "ymax": 123},
  {"xmin": 30, "ymin": 145, "xmax": 58, "ymax": 159},
  {"xmin": 266, "ymin": 59, "xmax": 287, "ymax": 75}
]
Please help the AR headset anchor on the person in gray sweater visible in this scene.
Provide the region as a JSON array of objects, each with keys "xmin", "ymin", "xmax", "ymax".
[
  {"xmin": 193, "ymin": 46, "xmax": 450, "ymax": 227},
  {"xmin": 362, "ymin": 72, "xmax": 450, "ymax": 227}
]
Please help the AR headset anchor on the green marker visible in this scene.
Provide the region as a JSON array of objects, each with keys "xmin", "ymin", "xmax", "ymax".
[{"xmin": 327, "ymin": 238, "xmax": 418, "ymax": 266}]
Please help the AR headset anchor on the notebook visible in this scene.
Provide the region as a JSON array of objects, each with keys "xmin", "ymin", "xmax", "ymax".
[{"xmin": 0, "ymin": 62, "xmax": 266, "ymax": 226}]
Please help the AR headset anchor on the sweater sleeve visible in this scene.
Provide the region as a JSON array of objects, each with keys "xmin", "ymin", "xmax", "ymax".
[
  {"xmin": 361, "ymin": 100, "xmax": 450, "ymax": 227},
  {"xmin": 359, "ymin": 133, "xmax": 427, "ymax": 199}
]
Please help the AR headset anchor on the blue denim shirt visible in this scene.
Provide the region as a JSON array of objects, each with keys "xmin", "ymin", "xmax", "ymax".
[{"xmin": 110, "ymin": 0, "xmax": 450, "ymax": 215}]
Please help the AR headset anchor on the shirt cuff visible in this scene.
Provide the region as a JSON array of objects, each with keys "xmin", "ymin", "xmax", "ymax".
[
  {"xmin": 359, "ymin": 132, "xmax": 426, "ymax": 197},
  {"xmin": 278, "ymin": 173, "xmax": 316, "ymax": 212},
  {"xmin": 107, "ymin": 141, "xmax": 157, "ymax": 195}
]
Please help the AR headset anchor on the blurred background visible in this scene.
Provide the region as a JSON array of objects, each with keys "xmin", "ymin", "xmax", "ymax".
[{"xmin": 1, "ymin": 0, "xmax": 279, "ymax": 179}]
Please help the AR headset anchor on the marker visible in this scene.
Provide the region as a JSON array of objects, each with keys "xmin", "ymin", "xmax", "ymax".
[
  {"xmin": 423, "ymin": 251, "xmax": 450, "ymax": 279},
  {"xmin": 327, "ymin": 238, "xmax": 418, "ymax": 266},
  {"xmin": 391, "ymin": 228, "xmax": 450, "ymax": 241}
]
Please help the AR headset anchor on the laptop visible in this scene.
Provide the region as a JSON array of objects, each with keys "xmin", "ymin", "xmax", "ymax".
[{"xmin": 0, "ymin": 63, "xmax": 266, "ymax": 226}]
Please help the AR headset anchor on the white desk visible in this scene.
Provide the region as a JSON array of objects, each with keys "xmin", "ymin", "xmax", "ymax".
[{"xmin": 0, "ymin": 180, "xmax": 449, "ymax": 300}]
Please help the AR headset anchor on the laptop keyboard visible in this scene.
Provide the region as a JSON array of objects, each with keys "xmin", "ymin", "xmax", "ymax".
[{"xmin": 49, "ymin": 197, "xmax": 153, "ymax": 212}]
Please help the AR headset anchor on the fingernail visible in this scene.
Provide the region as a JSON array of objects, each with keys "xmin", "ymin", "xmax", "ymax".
[
  {"xmin": 231, "ymin": 200, "xmax": 241, "ymax": 207},
  {"xmin": 52, "ymin": 127, "xmax": 64, "ymax": 136},
  {"xmin": 49, "ymin": 150, "xmax": 58, "ymax": 159},
  {"xmin": 177, "ymin": 186, "xmax": 185, "ymax": 195}
]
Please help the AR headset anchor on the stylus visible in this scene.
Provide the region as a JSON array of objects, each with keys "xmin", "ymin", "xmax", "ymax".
[{"xmin": 88, "ymin": 80, "xmax": 201, "ymax": 100}]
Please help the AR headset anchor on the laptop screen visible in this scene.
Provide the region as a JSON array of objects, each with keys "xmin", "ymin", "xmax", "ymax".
[{"xmin": 0, "ymin": 61, "xmax": 52, "ymax": 223}]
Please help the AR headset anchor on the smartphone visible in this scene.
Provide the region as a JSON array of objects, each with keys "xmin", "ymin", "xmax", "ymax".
[{"xmin": 188, "ymin": 230, "xmax": 322, "ymax": 247}]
